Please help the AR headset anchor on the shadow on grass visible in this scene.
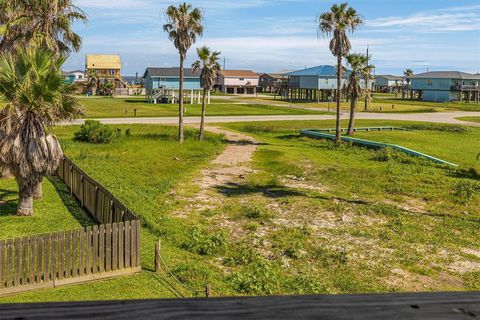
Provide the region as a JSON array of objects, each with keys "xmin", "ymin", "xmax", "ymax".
[
  {"xmin": 448, "ymin": 167, "xmax": 480, "ymax": 181},
  {"xmin": 47, "ymin": 176, "xmax": 96, "ymax": 227},
  {"xmin": 215, "ymin": 182, "xmax": 306, "ymax": 198},
  {"xmin": 0, "ymin": 188, "xmax": 17, "ymax": 217}
]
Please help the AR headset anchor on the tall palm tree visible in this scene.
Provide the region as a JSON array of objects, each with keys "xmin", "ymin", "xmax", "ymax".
[
  {"xmin": 403, "ymin": 68, "xmax": 414, "ymax": 99},
  {"xmin": 163, "ymin": 3, "xmax": 204, "ymax": 143},
  {"xmin": 0, "ymin": 47, "xmax": 82, "ymax": 216},
  {"xmin": 0, "ymin": 0, "xmax": 87, "ymax": 55},
  {"xmin": 319, "ymin": 3, "xmax": 363, "ymax": 143},
  {"xmin": 192, "ymin": 46, "xmax": 221, "ymax": 141},
  {"xmin": 346, "ymin": 53, "xmax": 374, "ymax": 136}
]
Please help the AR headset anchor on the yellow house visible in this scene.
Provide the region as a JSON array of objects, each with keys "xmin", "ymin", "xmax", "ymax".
[{"xmin": 85, "ymin": 54, "xmax": 122, "ymax": 80}]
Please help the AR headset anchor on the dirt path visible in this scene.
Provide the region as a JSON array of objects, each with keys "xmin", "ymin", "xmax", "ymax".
[{"xmin": 174, "ymin": 127, "xmax": 258, "ymax": 216}]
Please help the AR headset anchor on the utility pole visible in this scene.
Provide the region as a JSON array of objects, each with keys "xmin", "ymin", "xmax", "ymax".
[
  {"xmin": 365, "ymin": 45, "xmax": 370, "ymax": 111},
  {"xmin": 223, "ymin": 58, "xmax": 226, "ymax": 71}
]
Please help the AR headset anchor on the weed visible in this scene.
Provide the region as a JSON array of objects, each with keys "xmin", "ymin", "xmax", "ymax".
[
  {"xmin": 453, "ymin": 180, "xmax": 480, "ymax": 203},
  {"xmin": 229, "ymin": 259, "xmax": 279, "ymax": 294},
  {"xmin": 181, "ymin": 227, "xmax": 226, "ymax": 256}
]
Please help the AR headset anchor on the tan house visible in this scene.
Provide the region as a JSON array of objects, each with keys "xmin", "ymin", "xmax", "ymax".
[
  {"xmin": 85, "ymin": 54, "xmax": 122, "ymax": 81},
  {"xmin": 216, "ymin": 70, "xmax": 259, "ymax": 95}
]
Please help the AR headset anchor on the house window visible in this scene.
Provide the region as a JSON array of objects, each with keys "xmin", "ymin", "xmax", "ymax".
[
  {"xmin": 239, "ymin": 78, "xmax": 244, "ymax": 81},
  {"xmin": 427, "ymin": 80, "xmax": 433, "ymax": 86}
]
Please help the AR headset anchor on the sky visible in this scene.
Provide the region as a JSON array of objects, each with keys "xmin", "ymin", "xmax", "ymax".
[{"xmin": 65, "ymin": 0, "xmax": 480, "ymax": 76}]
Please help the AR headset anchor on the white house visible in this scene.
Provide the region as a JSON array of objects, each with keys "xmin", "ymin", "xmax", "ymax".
[
  {"xmin": 63, "ymin": 70, "xmax": 86, "ymax": 83},
  {"xmin": 216, "ymin": 70, "xmax": 259, "ymax": 95},
  {"xmin": 374, "ymin": 75, "xmax": 404, "ymax": 93}
]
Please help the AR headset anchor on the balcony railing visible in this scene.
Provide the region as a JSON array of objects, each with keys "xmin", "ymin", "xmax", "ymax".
[{"xmin": 451, "ymin": 85, "xmax": 480, "ymax": 91}]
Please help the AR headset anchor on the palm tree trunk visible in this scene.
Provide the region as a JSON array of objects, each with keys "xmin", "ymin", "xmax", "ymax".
[
  {"xmin": 1, "ymin": 107, "xmax": 12, "ymax": 179},
  {"xmin": 335, "ymin": 55, "xmax": 342, "ymax": 144},
  {"xmin": 199, "ymin": 88, "xmax": 207, "ymax": 141},
  {"xmin": 347, "ymin": 96, "xmax": 357, "ymax": 136},
  {"xmin": 178, "ymin": 55, "xmax": 185, "ymax": 143},
  {"xmin": 33, "ymin": 181, "xmax": 43, "ymax": 200},
  {"xmin": 17, "ymin": 179, "xmax": 34, "ymax": 216}
]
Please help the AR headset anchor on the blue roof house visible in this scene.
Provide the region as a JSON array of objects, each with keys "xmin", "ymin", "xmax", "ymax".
[
  {"xmin": 285, "ymin": 65, "xmax": 351, "ymax": 90},
  {"xmin": 143, "ymin": 67, "xmax": 201, "ymax": 91},
  {"xmin": 411, "ymin": 71, "xmax": 480, "ymax": 102}
]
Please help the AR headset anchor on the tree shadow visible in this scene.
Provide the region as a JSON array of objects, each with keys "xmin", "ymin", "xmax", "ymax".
[
  {"xmin": 214, "ymin": 182, "xmax": 307, "ymax": 198},
  {"xmin": 0, "ymin": 188, "xmax": 17, "ymax": 217},
  {"xmin": 448, "ymin": 167, "xmax": 480, "ymax": 181},
  {"xmin": 47, "ymin": 176, "xmax": 96, "ymax": 227}
]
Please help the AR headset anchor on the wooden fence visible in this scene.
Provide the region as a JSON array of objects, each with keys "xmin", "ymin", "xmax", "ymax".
[
  {"xmin": 58, "ymin": 157, "xmax": 138, "ymax": 224},
  {"xmin": 0, "ymin": 157, "xmax": 141, "ymax": 297}
]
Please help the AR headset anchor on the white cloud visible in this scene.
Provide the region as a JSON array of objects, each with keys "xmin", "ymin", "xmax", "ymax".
[
  {"xmin": 367, "ymin": 4, "xmax": 480, "ymax": 33},
  {"xmin": 74, "ymin": 0, "xmax": 147, "ymax": 9}
]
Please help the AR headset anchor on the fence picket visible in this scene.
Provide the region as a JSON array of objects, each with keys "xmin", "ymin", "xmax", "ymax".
[
  {"xmin": 99, "ymin": 225, "xmax": 105, "ymax": 273},
  {"xmin": 6, "ymin": 240, "xmax": 12, "ymax": 288},
  {"xmin": 29, "ymin": 237, "xmax": 35, "ymax": 284},
  {"xmin": 92, "ymin": 225, "xmax": 98, "ymax": 274},
  {"xmin": 112, "ymin": 223, "xmax": 118, "ymax": 271},
  {"xmin": 86, "ymin": 227, "xmax": 92, "ymax": 276},
  {"xmin": 124, "ymin": 221, "xmax": 131, "ymax": 268},
  {"xmin": 118, "ymin": 222, "xmax": 124, "ymax": 270},
  {"xmin": 0, "ymin": 241, "xmax": 4, "ymax": 289}
]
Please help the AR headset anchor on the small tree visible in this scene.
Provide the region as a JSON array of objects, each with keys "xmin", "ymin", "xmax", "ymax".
[
  {"xmin": 192, "ymin": 46, "xmax": 221, "ymax": 141},
  {"xmin": 346, "ymin": 53, "xmax": 374, "ymax": 136},
  {"xmin": 163, "ymin": 3, "xmax": 204, "ymax": 143},
  {"xmin": 319, "ymin": 3, "xmax": 363, "ymax": 143},
  {"xmin": 403, "ymin": 68, "xmax": 414, "ymax": 99},
  {"xmin": 0, "ymin": 47, "xmax": 82, "ymax": 216}
]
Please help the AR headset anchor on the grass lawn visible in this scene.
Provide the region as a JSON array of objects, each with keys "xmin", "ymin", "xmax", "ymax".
[
  {"xmin": 2, "ymin": 120, "xmax": 480, "ymax": 302},
  {"xmin": 228, "ymin": 94, "xmax": 480, "ymax": 113},
  {"xmin": 77, "ymin": 97, "xmax": 329, "ymax": 118},
  {"xmin": 456, "ymin": 116, "xmax": 480, "ymax": 123},
  {"xmin": 0, "ymin": 177, "xmax": 95, "ymax": 240}
]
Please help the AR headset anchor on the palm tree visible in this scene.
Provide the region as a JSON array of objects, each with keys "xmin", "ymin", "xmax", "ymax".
[
  {"xmin": 192, "ymin": 47, "xmax": 221, "ymax": 141},
  {"xmin": 346, "ymin": 53, "xmax": 374, "ymax": 136},
  {"xmin": 0, "ymin": 0, "xmax": 87, "ymax": 55},
  {"xmin": 86, "ymin": 69, "xmax": 100, "ymax": 96},
  {"xmin": 319, "ymin": 3, "xmax": 363, "ymax": 143},
  {"xmin": 163, "ymin": 3, "xmax": 204, "ymax": 143},
  {"xmin": 403, "ymin": 68, "xmax": 414, "ymax": 99},
  {"xmin": 0, "ymin": 47, "xmax": 82, "ymax": 216}
]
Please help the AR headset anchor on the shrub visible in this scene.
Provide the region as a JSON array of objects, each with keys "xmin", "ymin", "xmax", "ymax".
[
  {"xmin": 74, "ymin": 120, "xmax": 116, "ymax": 144},
  {"xmin": 284, "ymin": 241, "xmax": 304, "ymax": 259},
  {"xmin": 403, "ymin": 123, "xmax": 470, "ymax": 133},
  {"xmin": 229, "ymin": 259, "xmax": 279, "ymax": 294},
  {"xmin": 240, "ymin": 203, "xmax": 273, "ymax": 221},
  {"xmin": 181, "ymin": 227, "xmax": 225, "ymax": 256},
  {"xmin": 453, "ymin": 180, "xmax": 480, "ymax": 203}
]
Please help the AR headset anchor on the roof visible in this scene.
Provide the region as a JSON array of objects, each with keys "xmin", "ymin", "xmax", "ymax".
[
  {"xmin": 411, "ymin": 71, "xmax": 480, "ymax": 80},
  {"xmin": 86, "ymin": 55, "xmax": 121, "ymax": 70},
  {"xmin": 219, "ymin": 70, "xmax": 259, "ymax": 78},
  {"xmin": 260, "ymin": 73, "xmax": 286, "ymax": 79},
  {"xmin": 144, "ymin": 67, "xmax": 200, "ymax": 78},
  {"xmin": 63, "ymin": 70, "xmax": 84, "ymax": 75},
  {"xmin": 376, "ymin": 75, "xmax": 403, "ymax": 81},
  {"xmin": 285, "ymin": 65, "xmax": 350, "ymax": 78}
]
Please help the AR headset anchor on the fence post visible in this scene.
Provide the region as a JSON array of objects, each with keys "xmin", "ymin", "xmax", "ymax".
[
  {"xmin": 205, "ymin": 284, "xmax": 211, "ymax": 298},
  {"xmin": 155, "ymin": 239, "xmax": 161, "ymax": 273}
]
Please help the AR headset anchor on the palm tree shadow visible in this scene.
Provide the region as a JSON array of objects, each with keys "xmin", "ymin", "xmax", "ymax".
[
  {"xmin": 0, "ymin": 188, "xmax": 17, "ymax": 217},
  {"xmin": 214, "ymin": 182, "xmax": 307, "ymax": 198},
  {"xmin": 47, "ymin": 176, "xmax": 96, "ymax": 227}
]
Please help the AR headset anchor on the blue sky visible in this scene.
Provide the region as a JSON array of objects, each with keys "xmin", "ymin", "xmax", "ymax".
[{"xmin": 66, "ymin": 0, "xmax": 480, "ymax": 76}]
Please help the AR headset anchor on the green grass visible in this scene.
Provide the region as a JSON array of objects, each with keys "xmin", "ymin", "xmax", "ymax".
[
  {"xmin": 456, "ymin": 116, "xmax": 480, "ymax": 123},
  {"xmin": 78, "ymin": 97, "xmax": 329, "ymax": 118},
  {"xmin": 2, "ymin": 120, "xmax": 480, "ymax": 302},
  {"xmin": 371, "ymin": 98, "xmax": 480, "ymax": 112},
  {"xmin": 0, "ymin": 177, "xmax": 95, "ymax": 240},
  {"xmin": 0, "ymin": 125, "xmax": 228, "ymax": 302}
]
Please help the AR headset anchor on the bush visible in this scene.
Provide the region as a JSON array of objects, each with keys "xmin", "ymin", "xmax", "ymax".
[
  {"xmin": 453, "ymin": 180, "xmax": 480, "ymax": 203},
  {"xmin": 229, "ymin": 259, "xmax": 279, "ymax": 294},
  {"xmin": 240, "ymin": 203, "xmax": 273, "ymax": 221},
  {"xmin": 74, "ymin": 120, "xmax": 116, "ymax": 144},
  {"xmin": 181, "ymin": 228, "xmax": 225, "ymax": 256}
]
